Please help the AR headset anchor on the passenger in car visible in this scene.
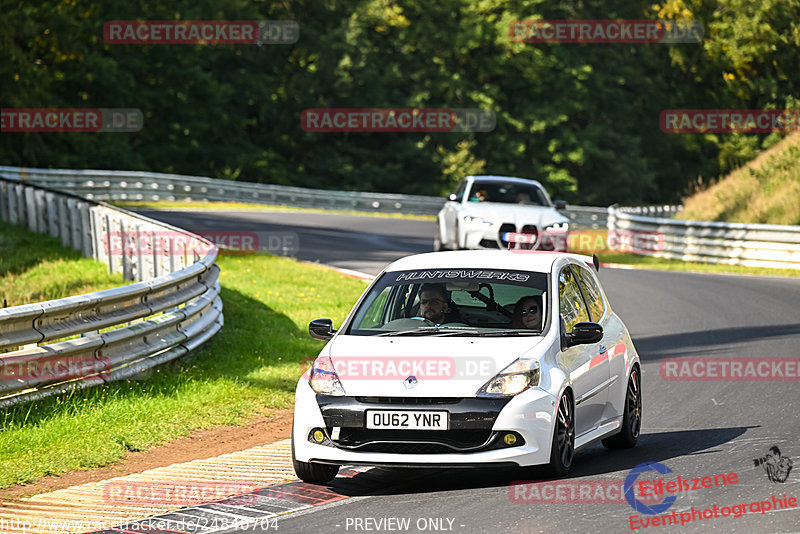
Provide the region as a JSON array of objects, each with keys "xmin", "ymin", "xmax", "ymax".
[{"xmin": 511, "ymin": 295, "xmax": 543, "ymax": 330}]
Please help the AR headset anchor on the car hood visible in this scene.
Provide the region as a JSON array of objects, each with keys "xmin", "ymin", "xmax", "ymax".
[
  {"xmin": 324, "ymin": 334, "xmax": 546, "ymax": 397},
  {"xmin": 463, "ymin": 202, "xmax": 567, "ymax": 226}
]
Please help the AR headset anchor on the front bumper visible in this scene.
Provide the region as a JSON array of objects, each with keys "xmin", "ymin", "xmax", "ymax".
[
  {"xmin": 464, "ymin": 223, "xmax": 568, "ymax": 251},
  {"xmin": 293, "ymin": 379, "xmax": 558, "ymax": 467}
]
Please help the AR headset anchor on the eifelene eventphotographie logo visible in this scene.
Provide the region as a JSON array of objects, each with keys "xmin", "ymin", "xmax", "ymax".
[{"xmin": 753, "ymin": 446, "xmax": 793, "ymax": 483}]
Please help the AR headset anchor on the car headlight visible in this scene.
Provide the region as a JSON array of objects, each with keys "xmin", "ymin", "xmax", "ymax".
[
  {"xmin": 309, "ymin": 355, "xmax": 346, "ymax": 396},
  {"xmin": 476, "ymin": 359, "xmax": 540, "ymax": 397},
  {"xmin": 545, "ymin": 222, "xmax": 569, "ymax": 232},
  {"xmin": 463, "ymin": 215, "xmax": 492, "ymax": 226}
]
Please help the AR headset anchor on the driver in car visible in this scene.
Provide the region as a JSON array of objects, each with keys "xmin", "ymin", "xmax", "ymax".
[{"xmin": 419, "ymin": 283, "xmax": 458, "ymax": 325}]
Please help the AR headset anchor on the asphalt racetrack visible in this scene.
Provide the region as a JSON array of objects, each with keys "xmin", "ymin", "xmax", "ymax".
[{"xmin": 140, "ymin": 208, "xmax": 800, "ymax": 534}]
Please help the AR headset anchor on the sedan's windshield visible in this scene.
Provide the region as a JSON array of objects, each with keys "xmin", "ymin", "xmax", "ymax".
[
  {"xmin": 467, "ymin": 181, "xmax": 550, "ymax": 206},
  {"xmin": 347, "ymin": 268, "xmax": 548, "ymax": 336}
]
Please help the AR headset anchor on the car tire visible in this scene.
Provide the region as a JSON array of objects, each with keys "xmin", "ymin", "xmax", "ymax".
[
  {"xmin": 291, "ymin": 427, "xmax": 339, "ymax": 484},
  {"xmin": 601, "ymin": 365, "xmax": 641, "ymax": 450},
  {"xmin": 545, "ymin": 390, "xmax": 574, "ymax": 476}
]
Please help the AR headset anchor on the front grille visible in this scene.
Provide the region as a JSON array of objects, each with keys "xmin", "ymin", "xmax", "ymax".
[
  {"xmin": 358, "ymin": 442, "xmax": 459, "ymax": 454},
  {"xmin": 479, "ymin": 239, "xmax": 500, "ymax": 249},
  {"xmin": 499, "ymin": 223, "xmax": 516, "ymax": 248},
  {"xmin": 316, "ymin": 395, "xmax": 512, "ymax": 430},
  {"xmin": 516, "ymin": 225, "xmax": 539, "ymax": 250},
  {"xmin": 337, "ymin": 428, "xmax": 494, "ymax": 453},
  {"xmin": 355, "ymin": 397, "xmax": 460, "ymax": 405}
]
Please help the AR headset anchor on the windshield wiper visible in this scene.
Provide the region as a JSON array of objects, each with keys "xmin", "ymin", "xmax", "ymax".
[
  {"xmin": 377, "ymin": 327, "xmax": 476, "ymax": 337},
  {"xmin": 476, "ymin": 330, "xmax": 541, "ymax": 337}
]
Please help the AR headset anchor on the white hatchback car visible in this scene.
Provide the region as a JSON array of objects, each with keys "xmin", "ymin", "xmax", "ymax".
[
  {"xmin": 292, "ymin": 250, "xmax": 641, "ymax": 484},
  {"xmin": 435, "ymin": 176, "xmax": 570, "ymax": 252}
]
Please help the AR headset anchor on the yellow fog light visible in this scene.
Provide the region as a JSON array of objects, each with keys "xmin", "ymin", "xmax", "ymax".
[
  {"xmin": 313, "ymin": 430, "xmax": 325, "ymax": 443},
  {"xmin": 503, "ymin": 433, "xmax": 517, "ymax": 445}
]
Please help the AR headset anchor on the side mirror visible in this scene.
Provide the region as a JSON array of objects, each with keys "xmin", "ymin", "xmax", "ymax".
[
  {"xmin": 448, "ymin": 193, "xmax": 458, "ymax": 202},
  {"xmin": 565, "ymin": 322, "xmax": 603, "ymax": 347},
  {"xmin": 554, "ymin": 200, "xmax": 567, "ymax": 210},
  {"xmin": 309, "ymin": 318, "xmax": 336, "ymax": 341}
]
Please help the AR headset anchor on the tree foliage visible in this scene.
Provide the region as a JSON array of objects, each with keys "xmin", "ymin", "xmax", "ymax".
[{"xmin": 2, "ymin": 0, "xmax": 797, "ymax": 204}]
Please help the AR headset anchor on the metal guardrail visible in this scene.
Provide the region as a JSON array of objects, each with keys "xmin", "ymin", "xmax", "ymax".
[
  {"xmin": 608, "ymin": 206, "xmax": 800, "ymax": 270},
  {"xmin": 0, "ymin": 166, "xmax": 614, "ymax": 224},
  {"xmin": 0, "ymin": 166, "xmax": 445, "ymax": 216},
  {"xmin": 560, "ymin": 205, "xmax": 610, "ymax": 229},
  {"xmin": 0, "ymin": 178, "xmax": 223, "ymax": 408}
]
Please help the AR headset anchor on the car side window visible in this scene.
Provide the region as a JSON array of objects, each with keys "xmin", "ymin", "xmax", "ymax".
[
  {"xmin": 354, "ymin": 286, "xmax": 392, "ymax": 328},
  {"xmin": 558, "ymin": 266, "xmax": 590, "ymax": 333},
  {"xmin": 573, "ymin": 265, "xmax": 606, "ymax": 322},
  {"xmin": 453, "ymin": 181, "xmax": 467, "ymax": 202},
  {"xmin": 533, "ymin": 186, "xmax": 550, "ymax": 206}
]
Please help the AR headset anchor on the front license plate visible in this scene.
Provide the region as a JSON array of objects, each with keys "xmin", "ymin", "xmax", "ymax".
[{"xmin": 366, "ymin": 410, "xmax": 449, "ymax": 430}]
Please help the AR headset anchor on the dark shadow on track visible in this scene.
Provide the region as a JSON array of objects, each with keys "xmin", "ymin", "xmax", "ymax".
[
  {"xmin": 633, "ymin": 324, "xmax": 800, "ymax": 360},
  {"xmin": 314, "ymin": 426, "xmax": 753, "ymax": 497}
]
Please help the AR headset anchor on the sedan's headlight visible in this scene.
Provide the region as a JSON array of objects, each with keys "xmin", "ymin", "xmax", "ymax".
[
  {"xmin": 309, "ymin": 355, "xmax": 346, "ymax": 396},
  {"xmin": 545, "ymin": 222, "xmax": 569, "ymax": 232},
  {"xmin": 463, "ymin": 215, "xmax": 492, "ymax": 226},
  {"xmin": 476, "ymin": 359, "xmax": 540, "ymax": 397}
]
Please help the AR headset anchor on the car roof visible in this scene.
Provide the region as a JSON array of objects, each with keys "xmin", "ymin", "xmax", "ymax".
[
  {"xmin": 384, "ymin": 250, "xmax": 595, "ymax": 274},
  {"xmin": 468, "ymin": 175, "xmax": 545, "ymax": 188}
]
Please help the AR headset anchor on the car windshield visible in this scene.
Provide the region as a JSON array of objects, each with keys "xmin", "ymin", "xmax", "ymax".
[
  {"xmin": 347, "ymin": 268, "xmax": 549, "ymax": 336},
  {"xmin": 467, "ymin": 181, "xmax": 550, "ymax": 206}
]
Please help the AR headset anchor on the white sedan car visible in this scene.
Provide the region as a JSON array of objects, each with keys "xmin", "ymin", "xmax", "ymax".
[
  {"xmin": 435, "ymin": 176, "xmax": 570, "ymax": 252},
  {"xmin": 292, "ymin": 250, "xmax": 642, "ymax": 484}
]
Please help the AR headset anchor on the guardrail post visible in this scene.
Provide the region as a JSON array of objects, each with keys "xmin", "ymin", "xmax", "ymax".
[
  {"xmin": 104, "ymin": 213, "xmax": 116, "ymax": 275},
  {"xmin": 79, "ymin": 202, "xmax": 92, "ymax": 257},
  {"xmin": 134, "ymin": 225, "xmax": 144, "ymax": 281},
  {"xmin": 89, "ymin": 207, "xmax": 100, "ymax": 262},
  {"xmin": 68, "ymin": 198, "xmax": 82, "ymax": 252},
  {"xmin": 0, "ymin": 181, "xmax": 8, "ymax": 222},
  {"xmin": 25, "ymin": 187, "xmax": 36, "ymax": 232},
  {"xmin": 121, "ymin": 219, "xmax": 133, "ymax": 280},
  {"xmin": 45, "ymin": 192, "xmax": 58, "ymax": 238},
  {"xmin": 58, "ymin": 196, "xmax": 70, "ymax": 248},
  {"xmin": 151, "ymin": 230, "xmax": 159, "ymax": 278},
  {"xmin": 9, "ymin": 184, "xmax": 20, "ymax": 225}
]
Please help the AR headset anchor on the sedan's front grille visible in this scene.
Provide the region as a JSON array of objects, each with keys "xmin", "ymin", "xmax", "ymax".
[
  {"xmin": 499, "ymin": 223, "xmax": 516, "ymax": 248},
  {"xmin": 355, "ymin": 397, "xmax": 460, "ymax": 405}
]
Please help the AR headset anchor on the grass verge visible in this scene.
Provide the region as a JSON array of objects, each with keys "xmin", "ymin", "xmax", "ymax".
[
  {"xmin": 0, "ymin": 221, "xmax": 127, "ymax": 306},
  {"xmin": 678, "ymin": 133, "xmax": 800, "ymax": 225},
  {"xmin": 112, "ymin": 200, "xmax": 436, "ymax": 221},
  {"xmin": 0, "ymin": 253, "xmax": 367, "ymax": 490}
]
